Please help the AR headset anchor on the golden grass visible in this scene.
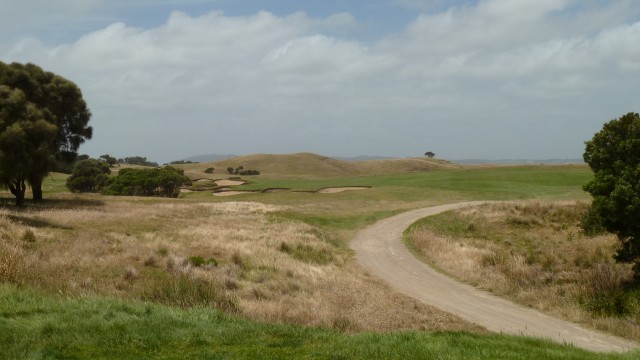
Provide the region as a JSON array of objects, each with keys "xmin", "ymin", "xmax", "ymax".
[
  {"xmin": 408, "ymin": 201, "xmax": 640, "ymax": 341},
  {"xmin": 0, "ymin": 197, "xmax": 481, "ymax": 333}
]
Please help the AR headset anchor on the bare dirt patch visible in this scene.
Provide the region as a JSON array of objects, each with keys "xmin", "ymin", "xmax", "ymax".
[
  {"xmin": 212, "ymin": 191, "xmax": 254, "ymax": 197},
  {"xmin": 318, "ymin": 187, "xmax": 369, "ymax": 194},
  {"xmin": 215, "ymin": 180, "xmax": 246, "ymax": 187}
]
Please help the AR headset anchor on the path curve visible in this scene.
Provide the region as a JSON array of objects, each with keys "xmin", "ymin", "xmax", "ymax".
[{"xmin": 351, "ymin": 201, "xmax": 639, "ymax": 353}]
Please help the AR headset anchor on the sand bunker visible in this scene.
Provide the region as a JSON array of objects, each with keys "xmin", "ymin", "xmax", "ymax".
[
  {"xmin": 318, "ymin": 187, "xmax": 369, "ymax": 194},
  {"xmin": 215, "ymin": 180, "xmax": 246, "ymax": 186},
  {"xmin": 213, "ymin": 191, "xmax": 254, "ymax": 197},
  {"xmin": 179, "ymin": 188, "xmax": 193, "ymax": 193}
]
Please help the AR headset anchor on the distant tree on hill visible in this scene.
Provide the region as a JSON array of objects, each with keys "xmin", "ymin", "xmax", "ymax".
[
  {"xmin": 425, "ymin": 151, "xmax": 436, "ymax": 158},
  {"xmin": 169, "ymin": 160, "xmax": 197, "ymax": 165},
  {"xmin": 100, "ymin": 154, "xmax": 119, "ymax": 167},
  {"xmin": 204, "ymin": 167, "xmax": 214, "ymax": 174},
  {"xmin": 118, "ymin": 156, "xmax": 158, "ymax": 167},
  {"xmin": 66, "ymin": 158, "xmax": 111, "ymax": 193},
  {"xmin": 225, "ymin": 165, "xmax": 259, "ymax": 176}
]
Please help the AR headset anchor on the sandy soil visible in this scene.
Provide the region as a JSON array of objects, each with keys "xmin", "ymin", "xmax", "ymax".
[
  {"xmin": 318, "ymin": 187, "xmax": 369, "ymax": 194},
  {"xmin": 212, "ymin": 191, "xmax": 254, "ymax": 197},
  {"xmin": 215, "ymin": 180, "xmax": 246, "ymax": 186},
  {"xmin": 351, "ymin": 202, "xmax": 639, "ymax": 353}
]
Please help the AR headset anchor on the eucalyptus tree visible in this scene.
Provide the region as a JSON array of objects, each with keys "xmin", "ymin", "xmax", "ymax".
[{"xmin": 0, "ymin": 61, "xmax": 92, "ymax": 201}]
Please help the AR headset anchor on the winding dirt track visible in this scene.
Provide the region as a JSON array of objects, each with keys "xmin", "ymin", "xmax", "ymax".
[{"xmin": 351, "ymin": 202, "xmax": 639, "ymax": 353}]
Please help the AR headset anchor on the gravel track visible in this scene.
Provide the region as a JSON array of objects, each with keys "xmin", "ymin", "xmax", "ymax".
[{"xmin": 351, "ymin": 202, "xmax": 639, "ymax": 353}]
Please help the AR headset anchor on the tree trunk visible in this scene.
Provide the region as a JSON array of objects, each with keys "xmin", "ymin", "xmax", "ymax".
[
  {"xmin": 8, "ymin": 178, "xmax": 27, "ymax": 207},
  {"xmin": 15, "ymin": 189, "xmax": 25, "ymax": 207},
  {"xmin": 29, "ymin": 175, "xmax": 43, "ymax": 202}
]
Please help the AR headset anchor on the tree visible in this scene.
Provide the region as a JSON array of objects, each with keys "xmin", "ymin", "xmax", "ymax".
[
  {"xmin": 121, "ymin": 156, "xmax": 158, "ymax": 167},
  {"xmin": 66, "ymin": 159, "xmax": 111, "ymax": 193},
  {"xmin": 583, "ymin": 112, "xmax": 640, "ymax": 279},
  {"xmin": 104, "ymin": 166, "xmax": 191, "ymax": 198},
  {"xmin": 425, "ymin": 151, "xmax": 435, "ymax": 158},
  {"xmin": 0, "ymin": 61, "xmax": 92, "ymax": 201},
  {"xmin": 99, "ymin": 154, "xmax": 119, "ymax": 167},
  {"xmin": 0, "ymin": 86, "xmax": 57, "ymax": 206}
]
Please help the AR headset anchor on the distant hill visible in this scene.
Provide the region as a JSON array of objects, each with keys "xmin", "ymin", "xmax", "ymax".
[
  {"xmin": 177, "ymin": 152, "xmax": 458, "ymax": 179},
  {"xmin": 177, "ymin": 154, "xmax": 237, "ymax": 163},
  {"xmin": 333, "ymin": 155, "xmax": 399, "ymax": 161},
  {"xmin": 455, "ymin": 159, "xmax": 584, "ymax": 165}
]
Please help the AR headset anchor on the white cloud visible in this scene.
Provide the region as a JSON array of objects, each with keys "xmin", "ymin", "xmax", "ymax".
[{"xmin": 3, "ymin": 2, "xmax": 640, "ymax": 161}]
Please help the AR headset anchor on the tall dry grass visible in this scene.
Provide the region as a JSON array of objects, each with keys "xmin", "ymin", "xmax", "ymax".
[
  {"xmin": 408, "ymin": 201, "xmax": 640, "ymax": 341},
  {"xmin": 0, "ymin": 198, "xmax": 480, "ymax": 333}
]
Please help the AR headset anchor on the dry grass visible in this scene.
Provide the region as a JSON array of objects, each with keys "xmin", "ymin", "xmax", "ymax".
[
  {"xmin": 408, "ymin": 201, "xmax": 640, "ymax": 341},
  {"xmin": 0, "ymin": 197, "xmax": 480, "ymax": 334}
]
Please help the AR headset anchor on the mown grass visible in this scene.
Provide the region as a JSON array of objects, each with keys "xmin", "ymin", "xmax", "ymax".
[
  {"xmin": 183, "ymin": 166, "xmax": 592, "ymax": 236},
  {"xmin": 1, "ymin": 283, "xmax": 636, "ymax": 360},
  {"xmin": 232, "ymin": 165, "xmax": 591, "ymax": 200}
]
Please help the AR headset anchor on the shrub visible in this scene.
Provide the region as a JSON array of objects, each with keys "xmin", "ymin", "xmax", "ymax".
[
  {"xmin": 580, "ymin": 206, "xmax": 607, "ymax": 237},
  {"xmin": 103, "ymin": 166, "xmax": 191, "ymax": 198},
  {"xmin": 204, "ymin": 167, "xmax": 214, "ymax": 174},
  {"xmin": 188, "ymin": 256, "xmax": 218, "ymax": 267},
  {"xmin": 66, "ymin": 159, "xmax": 111, "ymax": 193}
]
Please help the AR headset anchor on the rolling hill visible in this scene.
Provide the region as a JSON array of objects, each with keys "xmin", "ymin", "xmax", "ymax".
[{"xmin": 178, "ymin": 152, "xmax": 458, "ymax": 180}]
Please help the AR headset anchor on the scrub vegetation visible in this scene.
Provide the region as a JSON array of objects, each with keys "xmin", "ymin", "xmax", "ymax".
[
  {"xmin": 2, "ymin": 163, "xmax": 638, "ymax": 358},
  {"xmin": 406, "ymin": 201, "xmax": 640, "ymax": 341}
]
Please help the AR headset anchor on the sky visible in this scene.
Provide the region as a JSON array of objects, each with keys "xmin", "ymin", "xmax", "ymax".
[{"xmin": 1, "ymin": 0, "xmax": 639, "ymax": 163}]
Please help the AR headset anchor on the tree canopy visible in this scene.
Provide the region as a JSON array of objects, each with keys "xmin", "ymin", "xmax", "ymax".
[
  {"xmin": 583, "ymin": 112, "xmax": 640, "ymax": 279},
  {"xmin": 0, "ymin": 61, "xmax": 92, "ymax": 202},
  {"xmin": 103, "ymin": 166, "xmax": 191, "ymax": 198},
  {"xmin": 0, "ymin": 85, "xmax": 57, "ymax": 205},
  {"xmin": 66, "ymin": 159, "xmax": 111, "ymax": 193}
]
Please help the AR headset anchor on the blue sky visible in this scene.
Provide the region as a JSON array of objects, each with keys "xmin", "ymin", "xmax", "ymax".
[{"xmin": 2, "ymin": 0, "xmax": 639, "ymax": 162}]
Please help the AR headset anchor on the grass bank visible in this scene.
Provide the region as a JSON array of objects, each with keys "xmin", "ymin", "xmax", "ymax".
[{"xmin": 1, "ymin": 283, "xmax": 636, "ymax": 360}]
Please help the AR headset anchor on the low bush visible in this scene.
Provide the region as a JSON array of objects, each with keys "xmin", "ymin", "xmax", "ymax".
[
  {"xmin": 103, "ymin": 166, "xmax": 191, "ymax": 198},
  {"xmin": 66, "ymin": 159, "xmax": 111, "ymax": 193}
]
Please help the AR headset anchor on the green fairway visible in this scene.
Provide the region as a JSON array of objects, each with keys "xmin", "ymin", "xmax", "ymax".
[
  {"xmin": 1, "ymin": 284, "xmax": 635, "ymax": 360},
  {"xmin": 222, "ymin": 165, "xmax": 591, "ymax": 200}
]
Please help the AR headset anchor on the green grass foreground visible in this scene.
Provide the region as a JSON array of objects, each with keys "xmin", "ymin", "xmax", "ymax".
[{"xmin": 1, "ymin": 284, "xmax": 636, "ymax": 360}]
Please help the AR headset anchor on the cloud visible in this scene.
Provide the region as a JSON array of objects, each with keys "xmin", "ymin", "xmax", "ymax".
[{"xmin": 3, "ymin": 2, "xmax": 640, "ymax": 161}]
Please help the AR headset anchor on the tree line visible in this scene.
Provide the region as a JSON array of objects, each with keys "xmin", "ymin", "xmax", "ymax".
[
  {"xmin": 0, "ymin": 62, "xmax": 92, "ymax": 206},
  {"xmin": 66, "ymin": 158, "xmax": 190, "ymax": 198}
]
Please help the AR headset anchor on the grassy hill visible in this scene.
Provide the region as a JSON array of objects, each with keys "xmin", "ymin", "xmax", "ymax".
[{"xmin": 178, "ymin": 152, "xmax": 458, "ymax": 180}]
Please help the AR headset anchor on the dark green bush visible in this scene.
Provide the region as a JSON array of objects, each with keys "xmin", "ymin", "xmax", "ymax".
[
  {"xmin": 188, "ymin": 256, "xmax": 217, "ymax": 267},
  {"xmin": 103, "ymin": 166, "xmax": 191, "ymax": 198},
  {"xmin": 204, "ymin": 167, "xmax": 214, "ymax": 174},
  {"xmin": 66, "ymin": 159, "xmax": 111, "ymax": 193}
]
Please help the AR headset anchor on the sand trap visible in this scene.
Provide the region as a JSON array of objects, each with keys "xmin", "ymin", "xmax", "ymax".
[
  {"xmin": 213, "ymin": 191, "xmax": 254, "ymax": 197},
  {"xmin": 196, "ymin": 179, "xmax": 213, "ymax": 183},
  {"xmin": 215, "ymin": 180, "xmax": 246, "ymax": 186},
  {"xmin": 180, "ymin": 188, "xmax": 193, "ymax": 193},
  {"xmin": 318, "ymin": 187, "xmax": 369, "ymax": 194}
]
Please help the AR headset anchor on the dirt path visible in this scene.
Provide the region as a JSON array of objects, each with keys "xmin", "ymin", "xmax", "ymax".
[{"xmin": 351, "ymin": 201, "xmax": 639, "ymax": 353}]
